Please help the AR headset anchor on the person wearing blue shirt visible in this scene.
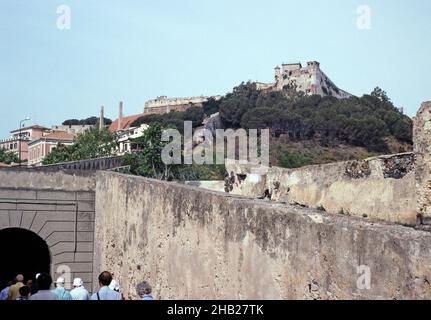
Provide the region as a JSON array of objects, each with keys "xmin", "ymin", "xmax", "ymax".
[
  {"xmin": 0, "ymin": 281, "xmax": 14, "ymax": 300},
  {"xmin": 52, "ymin": 277, "xmax": 72, "ymax": 300},
  {"xmin": 136, "ymin": 280, "xmax": 154, "ymax": 300},
  {"xmin": 70, "ymin": 278, "xmax": 90, "ymax": 300},
  {"xmin": 91, "ymin": 271, "xmax": 122, "ymax": 300}
]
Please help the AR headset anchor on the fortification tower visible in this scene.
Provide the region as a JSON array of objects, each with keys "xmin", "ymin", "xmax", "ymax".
[
  {"xmin": 281, "ymin": 62, "xmax": 302, "ymax": 75},
  {"xmin": 307, "ymin": 61, "xmax": 320, "ymax": 69},
  {"xmin": 275, "ymin": 66, "xmax": 282, "ymax": 90}
]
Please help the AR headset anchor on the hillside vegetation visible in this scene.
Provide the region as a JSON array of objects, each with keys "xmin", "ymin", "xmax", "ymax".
[
  {"xmin": 130, "ymin": 83, "xmax": 413, "ymax": 169},
  {"xmin": 219, "ymin": 83, "xmax": 412, "ymax": 167}
]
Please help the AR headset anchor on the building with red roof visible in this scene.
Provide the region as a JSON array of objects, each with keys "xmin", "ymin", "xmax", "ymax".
[
  {"xmin": 0, "ymin": 125, "xmax": 51, "ymax": 162},
  {"xmin": 108, "ymin": 101, "xmax": 145, "ymax": 133},
  {"xmin": 27, "ymin": 131, "xmax": 75, "ymax": 166}
]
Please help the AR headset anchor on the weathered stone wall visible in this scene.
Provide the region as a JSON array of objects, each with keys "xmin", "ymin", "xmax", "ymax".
[
  {"xmin": 414, "ymin": 102, "xmax": 431, "ymax": 225},
  {"xmin": 0, "ymin": 170, "xmax": 96, "ymax": 291},
  {"xmin": 225, "ymin": 153, "xmax": 416, "ymax": 225},
  {"xmin": 94, "ymin": 171, "xmax": 431, "ymax": 300},
  {"xmin": 144, "ymin": 95, "xmax": 222, "ymax": 110},
  {"xmin": 143, "ymin": 104, "xmax": 197, "ymax": 116},
  {"xmin": 0, "ymin": 168, "xmax": 95, "ymax": 191}
]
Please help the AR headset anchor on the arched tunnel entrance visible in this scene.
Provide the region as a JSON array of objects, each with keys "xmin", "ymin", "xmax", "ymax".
[{"xmin": 0, "ymin": 228, "xmax": 51, "ymax": 290}]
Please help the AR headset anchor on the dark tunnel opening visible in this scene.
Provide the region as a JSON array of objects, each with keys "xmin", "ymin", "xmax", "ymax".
[{"xmin": 0, "ymin": 228, "xmax": 51, "ymax": 291}]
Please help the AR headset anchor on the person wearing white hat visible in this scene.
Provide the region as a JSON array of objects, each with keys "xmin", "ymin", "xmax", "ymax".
[
  {"xmin": 70, "ymin": 278, "xmax": 90, "ymax": 300},
  {"xmin": 109, "ymin": 279, "xmax": 124, "ymax": 299},
  {"xmin": 51, "ymin": 277, "xmax": 72, "ymax": 300},
  {"xmin": 30, "ymin": 273, "xmax": 41, "ymax": 295},
  {"xmin": 108, "ymin": 279, "xmax": 120, "ymax": 292}
]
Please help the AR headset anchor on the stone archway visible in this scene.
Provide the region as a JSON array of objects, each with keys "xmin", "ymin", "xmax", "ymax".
[
  {"xmin": 0, "ymin": 187, "xmax": 96, "ymax": 292},
  {"xmin": 0, "ymin": 228, "xmax": 51, "ymax": 289}
]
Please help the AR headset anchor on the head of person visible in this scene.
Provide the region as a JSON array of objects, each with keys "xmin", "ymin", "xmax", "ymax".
[
  {"xmin": 26, "ymin": 279, "xmax": 33, "ymax": 287},
  {"xmin": 73, "ymin": 278, "xmax": 83, "ymax": 288},
  {"xmin": 136, "ymin": 281, "xmax": 152, "ymax": 298},
  {"xmin": 15, "ymin": 274, "xmax": 24, "ymax": 283},
  {"xmin": 98, "ymin": 271, "xmax": 112, "ymax": 288},
  {"xmin": 19, "ymin": 285, "xmax": 30, "ymax": 297},
  {"xmin": 55, "ymin": 277, "xmax": 65, "ymax": 288},
  {"xmin": 36, "ymin": 273, "xmax": 52, "ymax": 290}
]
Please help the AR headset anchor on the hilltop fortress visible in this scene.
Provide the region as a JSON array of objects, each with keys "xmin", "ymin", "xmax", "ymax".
[
  {"xmin": 143, "ymin": 61, "xmax": 351, "ymax": 116},
  {"xmin": 257, "ymin": 61, "xmax": 353, "ymax": 99}
]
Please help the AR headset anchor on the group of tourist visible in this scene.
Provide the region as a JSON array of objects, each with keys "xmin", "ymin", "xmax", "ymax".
[{"xmin": 0, "ymin": 271, "xmax": 153, "ymax": 300}]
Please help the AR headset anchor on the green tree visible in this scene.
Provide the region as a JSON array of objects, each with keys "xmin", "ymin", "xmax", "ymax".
[
  {"xmin": 42, "ymin": 143, "xmax": 75, "ymax": 165},
  {"xmin": 0, "ymin": 148, "xmax": 19, "ymax": 164},
  {"xmin": 123, "ymin": 124, "xmax": 171, "ymax": 179},
  {"xmin": 203, "ymin": 97, "xmax": 222, "ymax": 116},
  {"xmin": 371, "ymin": 87, "xmax": 390, "ymax": 102},
  {"xmin": 43, "ymin": 127, "xmax": 118, "ymax": 165},
  {"xmin": 219, "ymin": 82, "xmax": 261, "ymax": 128},
  {"xmin": 132, "ymin": 107, "xmax": 204, "ymax": 132},
  {"xmin": 279, "ymin": 151, "xmax": 312, "ymax": 168},
  {"xmin": 71, "ymin": 126, "xmax": 118, "ymax": 160},
  {"xmin": 123, "ymin": 124, "xmax": 226, "ymax": 181},
  {"xmin": 62, "ymin": 117, "xmax": 112, "ymax": 126},
  {"xmin": 182, "ymin": 107, "xmax": 205, "ymax": 128}
]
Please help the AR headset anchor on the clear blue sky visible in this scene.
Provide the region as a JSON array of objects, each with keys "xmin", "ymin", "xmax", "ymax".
[{"xmin": 0, "ymin": 0, "xmax": 430, "ymax": 137}]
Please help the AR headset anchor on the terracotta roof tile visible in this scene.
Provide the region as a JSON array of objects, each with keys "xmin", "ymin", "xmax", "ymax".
[
  {"xmin": 43, "ymin": 131, "xmax": 75, "ymax": 140},
  {"xmin": 10, "ymin": 125, "xmax": 50, "ymax": 133},
  {"xmin": 109, "ymin": 113, "xmax": 145, "ymax": 133}
]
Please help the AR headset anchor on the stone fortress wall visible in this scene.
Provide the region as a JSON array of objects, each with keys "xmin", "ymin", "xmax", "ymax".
[
  {"xmin": 144, "ymin": 95, "xmax": 223, "ymax": 116},
  {"xmin": 1, "ymin": 160, "xmax": 431, "ymax": 300},
  {"xmin": 224, "ymin": 153, "xmax": 416, "ymax": 225},
  {"xmin": 258, "ymin": 61, "xmax": 353, "ymax": 99},
  {"xmin": 414, "ymin": 102, "xmax": 431, "ymax": 225},
  {"xmin": 95, "ymin": 170, "xmax": 431, "ymax": 300}
]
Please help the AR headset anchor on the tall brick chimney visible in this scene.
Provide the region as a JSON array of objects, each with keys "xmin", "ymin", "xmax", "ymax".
[
  {"xmin": 99, "ymin": 106, "xmax": 104, "ymax": 130},
  {"xmin": 118, "ymin": 101, "xmax": 123, "ymax": 132}
]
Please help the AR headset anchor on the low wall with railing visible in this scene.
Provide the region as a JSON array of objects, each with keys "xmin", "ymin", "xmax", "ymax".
[{"xmin": 25, "ymin": 156, "xmax": 124, "ymax": 172}]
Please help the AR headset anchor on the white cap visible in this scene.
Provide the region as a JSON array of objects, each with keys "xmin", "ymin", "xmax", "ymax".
[
  {"xmin": 36, "ymin": 273, "xmax": 41, "ymax": 279},
  {"xmin": 73, "ymin": 278, "xmax": 83, "ymax": 287},
  {"xmin": 55, "ymin": 277, "xmax": 65, "ymax": 284},
  {"xmin": 109, "ymin": 279, "xmax": 120, "ymax": 291}
]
